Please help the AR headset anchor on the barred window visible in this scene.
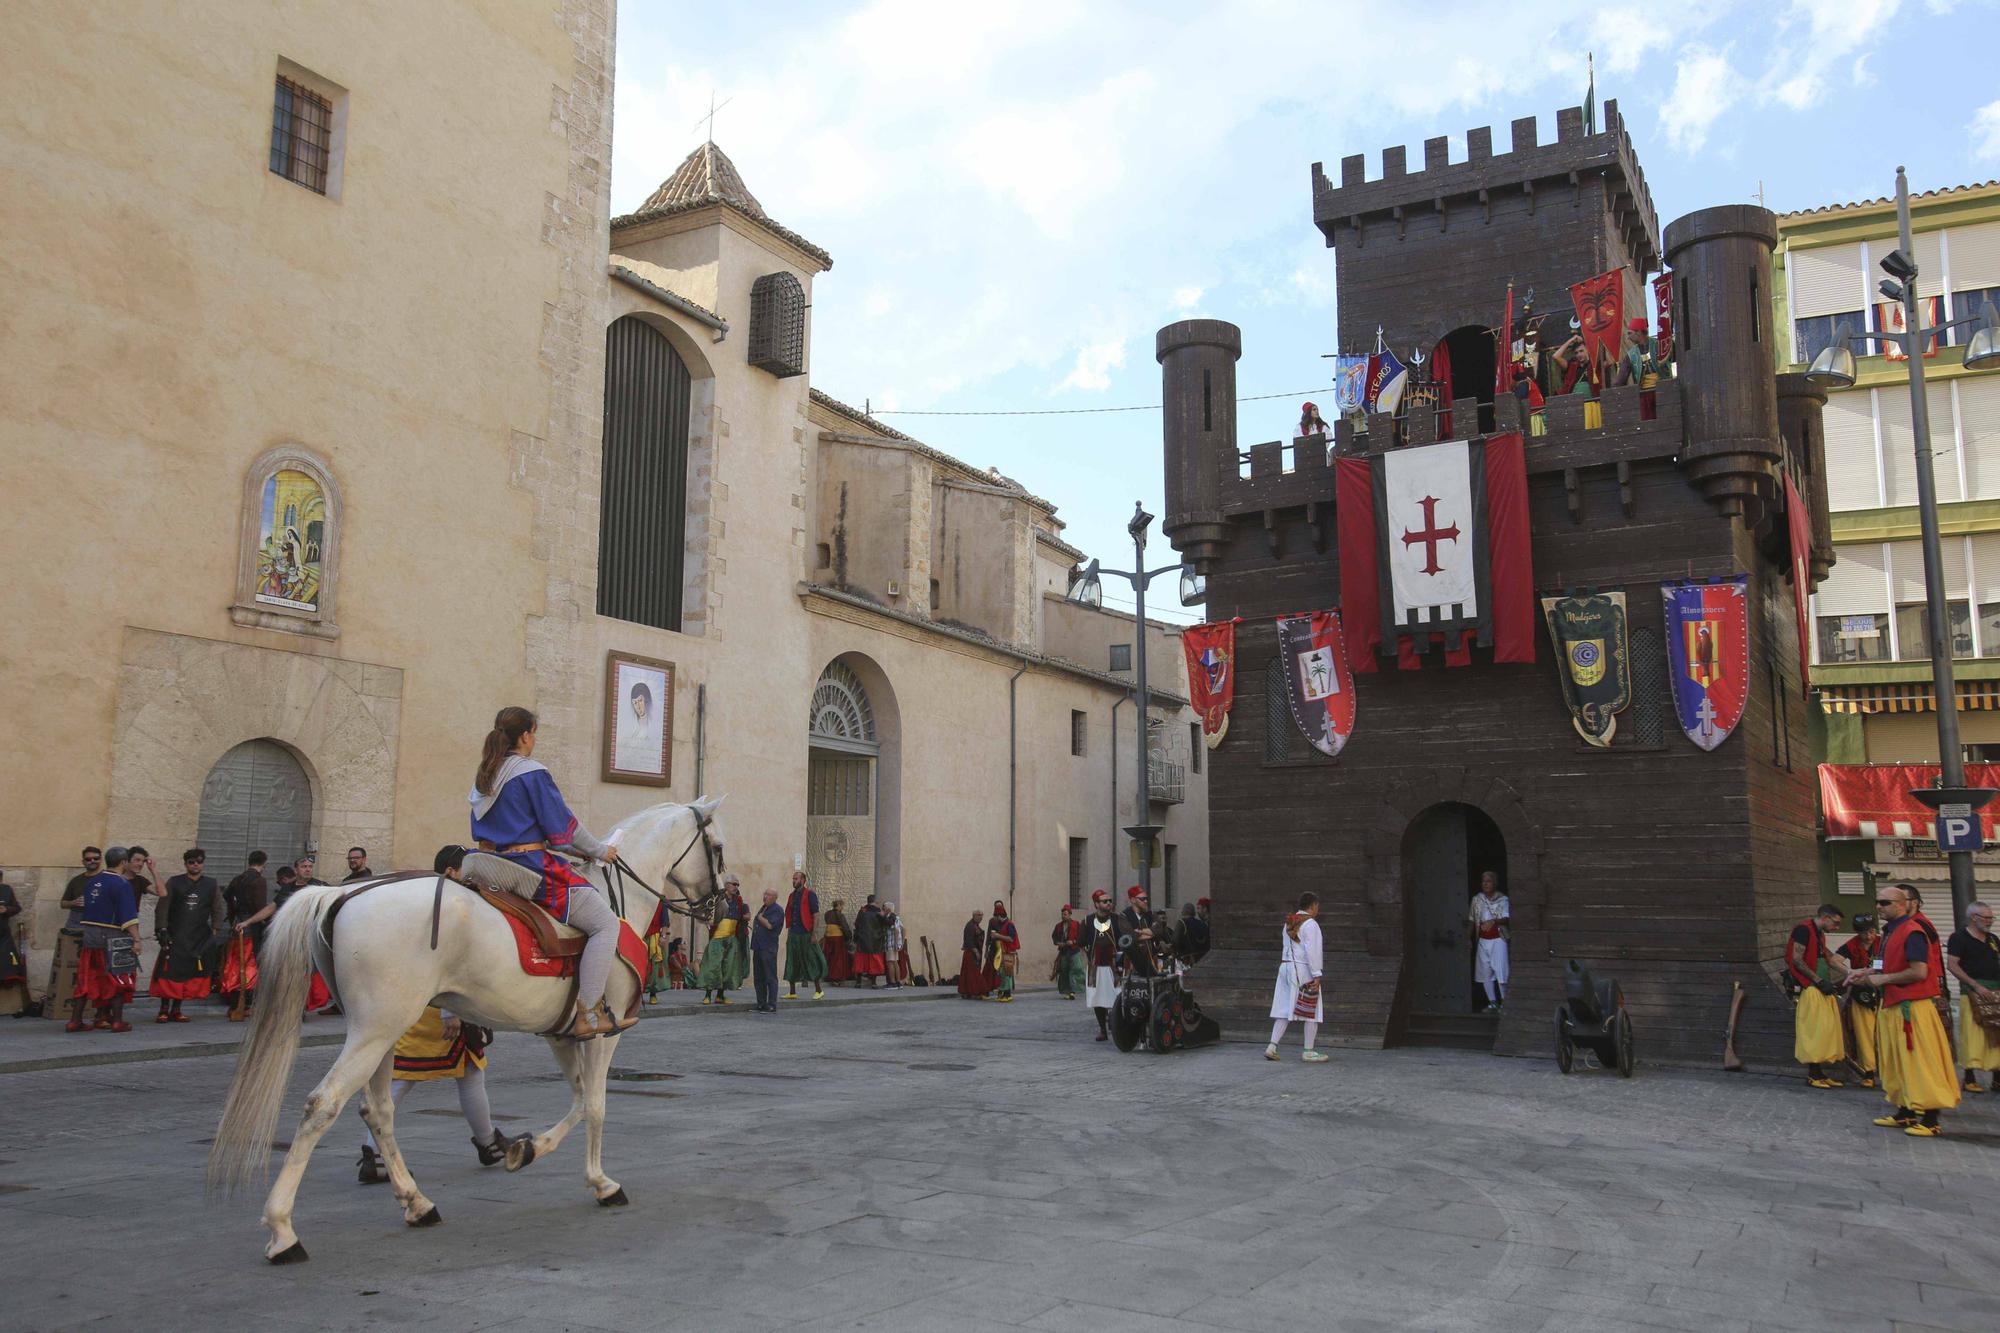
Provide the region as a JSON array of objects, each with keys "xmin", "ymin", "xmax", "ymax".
[
  {"xmin": 1067, "ymin": 837, "xmax": 1087, "ymax": 909},
  {"xmin": 1071, "ymin": 709, "xmax": 1087, "ymax": 757},
  {"xmin": 270, "ymin": 75, "xmax": 333, "ymax": 194},
  {"xmin": 808, "ymin": 755, "xmax": 872, "ymax": 817},
  {"xmin": 748, "ymin": 272, "xmax": 807, "ymax": 377},
  {"xmin": 598, "ymin": 317, "xmax": 691, "ymax": 631}
]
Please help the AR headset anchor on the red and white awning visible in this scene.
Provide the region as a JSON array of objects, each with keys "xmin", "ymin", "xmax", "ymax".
[{"xmin": 1819, "ymin": 762, "xmax": 2000, "ymax": 839}]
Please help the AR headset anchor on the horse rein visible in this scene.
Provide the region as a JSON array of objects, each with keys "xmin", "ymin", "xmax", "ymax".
[{"xmin": 590, "ymin": 808, "xmax": 725, "ymax": 926}]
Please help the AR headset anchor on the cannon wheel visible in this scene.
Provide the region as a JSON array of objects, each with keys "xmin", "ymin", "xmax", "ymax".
[
  {"xmin": 1151, "ymin": 994, "xmax": 1186, "ymax": 1053},
  {"xmin": 1553, "ymin": 1009, "xmax": 1574, "ymax": 1074},
  {"xmin": 1110, "ymin": 998, "xmax": 1145, "ymax": 1052},
  {"xmin": 1614, "ymin": 1007, "xmax": 1635, "ymax": 1078}
]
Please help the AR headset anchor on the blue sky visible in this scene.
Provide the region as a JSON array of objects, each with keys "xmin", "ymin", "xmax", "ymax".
[{"xmin": 613, "ymin": 0, "xmax": 2000, "ymax": 623}]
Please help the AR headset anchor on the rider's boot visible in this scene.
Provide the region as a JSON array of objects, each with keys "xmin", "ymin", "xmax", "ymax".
[
  {"xmin": 473, "ymin": 1130, "xmax": 508, "ymax": 1166},
  {"xmin": 357, "ymin": 1145, "xmax": 389, "ymax": 1185},
  {"xmin": 593, "ymin": 999, "xmax": 638, "ymax": 1033},
  {"xmin": 569, "ymin": 1000, "xmax": 613, "ymax": 1040}
]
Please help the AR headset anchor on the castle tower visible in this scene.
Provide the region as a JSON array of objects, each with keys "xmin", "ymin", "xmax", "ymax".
[{"xmin": 1158, "ymin": 319, "xmax": 1242, "ymax": 573}]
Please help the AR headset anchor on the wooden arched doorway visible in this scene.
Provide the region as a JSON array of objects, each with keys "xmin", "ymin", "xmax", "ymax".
[
  {"xmin": 1437, "ymin": 324, "xmax": 1497, "ymax": 435},
  {"xmin": 197, "ymin": 738, "xmax": 314, "ymax": 874},
  {"xmin": 1400, "ymin": 801, "xmax": 1506, "ymax": 1044}
]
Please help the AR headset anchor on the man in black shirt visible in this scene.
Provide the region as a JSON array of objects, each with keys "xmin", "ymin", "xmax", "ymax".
[
  {"xmin": 153, "ymin": 849, "xmax": 226, "ymax": 1022},
  {"xmin": 50, "ymin": 847, "xmax": 101, "ymax": 1011},
  {"xmin": 1945, "ymin": 901, "xmax": 2000, "ymax": 1094},
  {"xmin": 223, "ymin": 851, "xmax": 271, "ymax": 1021},
  {"xmin": 342, "ymin": 846, "xmax": 374, "ymax": 882}
]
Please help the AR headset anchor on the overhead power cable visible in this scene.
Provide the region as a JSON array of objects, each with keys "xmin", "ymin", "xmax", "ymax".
[{"xmin": 870, "ymin": 388, "xmax": 1329, "ymax": 418}]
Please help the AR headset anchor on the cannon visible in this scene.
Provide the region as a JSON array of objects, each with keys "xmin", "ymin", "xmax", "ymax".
[{"xmin": 1554, "ymin": 959, "xmax": 1634, "ymax": 1076}]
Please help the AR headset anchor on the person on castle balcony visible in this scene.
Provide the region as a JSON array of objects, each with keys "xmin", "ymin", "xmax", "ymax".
[
  {"xmin": 1614, "ymin": 316, "xmax": 1662, "ymax": 419},
  {"xmin": 1787, "ymin": 904, "xmax": 1850, "ymax": 1088},
  {"xmin": 823, "ymin": 896, "xmax": 853, "ymax": 984},
  {"xmin": 1298, "ymin": 401, "xmax": 1331, "ymax": 439},
  {"xmin": 1848, "ymin": 883, "xmax": 1959, "ymax": 1136},
  {"xmin": 1944, "ymin": 901, "xmax": 1999, "ymax": 1093},
  {"xmin": 783, "ymin": 870, "xmax": 826, "ymax": 1000},
  {"xmin": 1267, "ymin": 891, "xmax": 1327, "ymax": 1063},
  {"xmin": 1839, "ymin": 913, "xmax": 1882, "ymax": 1088},
  {"xmin": 468, "ymin": 705, "xmax": 630, "ymax": 1040},
  {"xmin": 1467, "ymin": 872, "xmax": 1510, "ymax": 1013}
]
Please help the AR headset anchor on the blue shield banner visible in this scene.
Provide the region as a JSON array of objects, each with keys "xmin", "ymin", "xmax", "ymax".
[
  {"xmin": 1334, "ymin": 356, "xmax": 1370, "ymax": 414},
  {"xmin": 1662, "ymin": 577, "xmax": 1748, "ymax": 751}
]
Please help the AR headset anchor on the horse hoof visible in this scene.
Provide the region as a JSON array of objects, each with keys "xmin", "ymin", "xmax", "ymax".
[
  {"xmin": 268, "ymin": 1241, "xmax": 310, "ymax": 1265},
  {"xmin": 597, "ymin": 1187, "xmax": 629, "ymax": 1208},
  {"xmin": 408, "ymin": 1205, "xmax": 443, "ymax": 1228},
  {"xmin": 504, "ymin": 1136, "xmax": 537, "ymax": 1173}
]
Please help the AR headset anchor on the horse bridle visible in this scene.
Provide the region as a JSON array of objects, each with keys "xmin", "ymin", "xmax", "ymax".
[{"xmin": 599, "ymin": 806, "xmax": 725, "ymax": 926}]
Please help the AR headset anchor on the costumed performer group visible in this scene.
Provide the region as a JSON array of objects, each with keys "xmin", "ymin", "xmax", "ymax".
[{"xmin": 1845, "ymin": 883, "xmax": 1958, "ymax": 1137}]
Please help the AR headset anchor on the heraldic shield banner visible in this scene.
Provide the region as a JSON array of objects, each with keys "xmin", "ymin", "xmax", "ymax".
[
  {"xmin": 1541, "ymin": 591, "xmax": 1632, "ymax": 746},
  {"xmin": 1277, "ymin": 611, "xmax": 1355, "ymax": 758},
  {"xmin": 1181, "ymin": 618, "xmax": 1239, "ymax": 744},
  {"xmin": 1662, "ymin": 578, "xmax": 1747, "ymax": 750}
]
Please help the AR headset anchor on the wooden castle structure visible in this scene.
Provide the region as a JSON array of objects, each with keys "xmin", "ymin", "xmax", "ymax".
[{"xmin": 1162, "ymin": 100, "xmax": 1836, "ymax": 1062}]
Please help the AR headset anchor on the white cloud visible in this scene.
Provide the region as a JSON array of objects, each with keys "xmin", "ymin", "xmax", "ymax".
[
  {"xmin": 1975, "ymin": 99, "xmax": 2000, "ymax": 164},
  {"xmin": 1057, "ymin": 336, "xmax": 1127, "ymax": 393},
  {"xmin": 1171, "ymin": 286, "xmax": 1204, "ymax": 312},
  {"xmin": 1660, "ymin": 48, "xmax": 1740, "ymax": 153}
]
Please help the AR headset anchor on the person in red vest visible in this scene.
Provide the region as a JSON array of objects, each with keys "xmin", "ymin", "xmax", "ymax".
[
  {"xmin": 782, "ymin": 871, "xmax": 826, "ymax": 1001},
  {"xmin": 1838, "ymin": 914, "xmax": 1882, "ymax": 1089},
  {"xmin": 1847, "ymin": 883, "xmax": 1960, "ymax": 1136},
  {"xmin": 1786, "ymin": 905, "xmax": 1850, "ymax": 1088}
]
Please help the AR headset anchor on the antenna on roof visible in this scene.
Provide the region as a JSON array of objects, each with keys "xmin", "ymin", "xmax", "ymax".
[{"xmin": 694, "ymin": 91, "xmax": 733, "ymax": 145}]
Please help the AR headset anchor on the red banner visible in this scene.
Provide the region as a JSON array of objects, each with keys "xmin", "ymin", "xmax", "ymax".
[
  {"xmin": 1820, "ymin": 763, "xmax": 2000, "ymax": 838},
  {"xmin": 1784, "ymin": 472, "xmax": 1813, "ymax": 699},
  {"xmin": 1652, "ymin": 271, "xmax": 1674, "ymax": 363},
  {"xmin": 1570, "ymin": 268, "xmax": 1626, "ymax": 371},
  {"xmin": 1181, "ymin": 619, "xmax": 1239, "ymax": 737}
]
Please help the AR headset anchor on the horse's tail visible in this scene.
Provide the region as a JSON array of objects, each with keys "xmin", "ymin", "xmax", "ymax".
[{"xmin": 207, "ymin": 885, "xmax": 344, "ymax": 1194}]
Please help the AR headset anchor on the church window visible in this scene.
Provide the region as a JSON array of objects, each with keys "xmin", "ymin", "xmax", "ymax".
[
  {"xmin": 1109, "ymin": 643, "xmax": 1132, "ymax": 672},
  {"xmin": 598, "ymin": 316, "xmax": 691, "ymax": 632},
  {"xmin": 1071, "ymin": 710, "xmax": 1088, "ymax": 757},
  {"xmin": 269, "ymin": 65, "xmax": 343, "ymax": 197},
  {"xmin": 748, "ymin": 272, "xmax": 806, "ymax": 378},
  {"xmin": 1067, "ymin": 837, "xmax": 1087, "ymax": 909},
  {"xmin": 232, "ymin": 446, "xmax": 341, "ymax": 639},
  {"xmin": 1189, "ymin": 722, "xmax": 1203, "ymax": 774}
]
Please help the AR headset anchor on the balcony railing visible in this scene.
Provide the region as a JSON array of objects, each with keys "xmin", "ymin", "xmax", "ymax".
[{"xmin": 1148, "ymin": 752, "xmax": 1185, "ymax": 804}]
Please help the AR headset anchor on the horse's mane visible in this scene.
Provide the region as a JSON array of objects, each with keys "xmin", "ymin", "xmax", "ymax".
[{"xmin": 606, "ymin": 796, "xmax": 720, "ymax": 849}]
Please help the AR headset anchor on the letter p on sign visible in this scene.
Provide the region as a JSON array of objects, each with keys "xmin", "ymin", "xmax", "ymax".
[{"xmin": 1938, "ymin": 804, "xmax": 1983, "ymax": 853}]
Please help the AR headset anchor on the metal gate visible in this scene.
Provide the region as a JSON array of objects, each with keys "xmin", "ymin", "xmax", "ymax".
[
  {"xmin": 196, "ymin": 739, "xmax": 314, "ymax": 873},
  {"xmin": 806, "ymin": 662, "xmax": 878, "ymax": 902}
]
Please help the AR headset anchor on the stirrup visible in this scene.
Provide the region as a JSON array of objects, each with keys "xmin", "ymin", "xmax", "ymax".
[
  {"xmin": 594, "ymin": 999, "xmax": 638, "ymax": 1033},
  {"xmin": 568, "ymin": 1000, "xmax": 611, "ymax": 1041}
]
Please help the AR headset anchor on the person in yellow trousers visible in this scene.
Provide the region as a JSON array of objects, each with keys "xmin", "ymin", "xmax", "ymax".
[
  {"xmin": 1847, "ymin": 883, "xmax": 1960, "ymax": 1137},
  {"xmin": 1943, "ymin": 900, "xmax": 2000, "ymax": 1094},
  {"xmin": 1785, "ymin": 904, "xmax": 1849, "ymax": 1088},
  {"xmin": 1837, "ymin": 914, "xmax": 1882, "ymax": 1089}
]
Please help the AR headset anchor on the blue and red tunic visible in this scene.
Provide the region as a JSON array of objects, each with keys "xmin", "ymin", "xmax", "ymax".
[{"xmin": 470, "ymin": 762, "xmax": 595, "ymax": 922}]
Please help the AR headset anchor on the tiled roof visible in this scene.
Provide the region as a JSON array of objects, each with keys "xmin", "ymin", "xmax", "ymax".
[
  {"xmin": 611, "ymin": 141, "xmax": 833, "ymax": 269},
  {"xmin": 1779, "ymin": 179, "xmax": 2000, "ymax": 221}
]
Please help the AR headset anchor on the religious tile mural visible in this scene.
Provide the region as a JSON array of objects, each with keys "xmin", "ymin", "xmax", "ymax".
[{"xmin": 255, "ymin": 468, "xmax": 325, "ymax": 612}]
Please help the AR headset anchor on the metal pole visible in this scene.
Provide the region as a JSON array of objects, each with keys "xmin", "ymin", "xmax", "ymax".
[
  {"xmin": 1133, "ymin": 517, "xmax": 1153, "ymax": 902},
  {"xmin": 1895, "ymin": 166, "xmax": 1975, "ymax": 924}
]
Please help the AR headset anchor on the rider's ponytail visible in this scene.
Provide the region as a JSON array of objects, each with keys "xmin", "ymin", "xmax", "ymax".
[{"xmin": 475, "ymin": 706, "xmax": 537, "ymax": 795}]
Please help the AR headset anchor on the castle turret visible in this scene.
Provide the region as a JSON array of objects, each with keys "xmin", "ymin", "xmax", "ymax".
[
  {"xmin": 1158, "ymin": 319, "xmax": 1241, "ymax": 573},
  {"xmin": 1776, "ymin": 371, "xmax": 1835, "ymax": 584},
  {"xmin": 1663, "ymin": 205, "xmax": 1782, "ymax": 522}
]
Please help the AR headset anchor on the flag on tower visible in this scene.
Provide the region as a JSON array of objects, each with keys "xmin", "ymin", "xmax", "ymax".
[
  {"xmin": 1364, "ymin": 346, "xmax": 1408, "ymax": 415},
  {"xmin": 1662, "ymin": 578, "xmax": 1748, "ymax": 751}
]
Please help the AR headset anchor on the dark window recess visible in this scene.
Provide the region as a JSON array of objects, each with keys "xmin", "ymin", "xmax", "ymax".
[
  {"xmin": 1109, "ymin": 643, "xmax": 1132, "ymax": 672},
  {"xmin": 1202, "ymin": 369, "xmax": 1212, "ymax": 431},
  {"xmin": 1189, "ymin": 722, "xmax": 1203, "ymax": 774},
  {"xmin": 1163, "ymin": 844, "xmax": 1178, "ymax": 908},
  {"xmin": 1749, "ymin": 271, "xmax": 1762, "ymax": 344},
  {"xmin": 597, "ymin": 316, "xmax": 691, "ymax": 632},
  {"xmin": 1629, "ymin": 628, "xmax": 1666, "ymax": 747},
  {"xmin": 1817, "ymin": 612, "xmax": 1889, "ymax": 663},
  {"xmin": 748, "ymin": 272, "xmax": 806, "ymax": 377},
  {"xmin": 929, "ymin": 579, "xmax": 941, "ymax": 612},
  {"xmin": 1793, "ymin": 311, "xmax": 1864, "ymax": 368},
  {"xmin": 1067, "ymin": 837, "xmax": 1087, "ymax": 910},
  {"xmin": 1950, "ymin": 286, "xmax": 2000, "ymax": 345},
  {"xmin": 1768, "ymin": 664, "xmax": 1783, "ymax": 766},
  {"xmin": 1070, "ymin": 710, "xmax": 1087, "ymax": 757},
  {"xmin": 269, "ymin": 76, "xmax": 332, "ymax": 194},
  {"xmin": 1680, "ymin": 277, "xmax": 1692, "ymax": 351},
  {"xmin": 1966, "ymin": 744, "xmax": 2000, "ymax": 763},
  {"xmin": 815, "ymin": 542, "xmax": 831, "ymax": 569}
]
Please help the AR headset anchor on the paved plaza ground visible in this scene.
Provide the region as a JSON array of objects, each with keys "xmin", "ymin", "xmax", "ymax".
[{"xmin": 5, "ymin": 987, "xmax": 1999, "ymax": 1332}]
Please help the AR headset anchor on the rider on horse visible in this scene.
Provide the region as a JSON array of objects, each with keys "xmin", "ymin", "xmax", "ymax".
[{"xmin": 469, "ymin": 706, "xmax": 629, "ymax": 1040}]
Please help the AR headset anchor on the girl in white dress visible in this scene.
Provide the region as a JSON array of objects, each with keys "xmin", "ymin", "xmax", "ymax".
[{"xmin": 1267, "ymin": 891, "xmax": 1328, "ymax": 1063}]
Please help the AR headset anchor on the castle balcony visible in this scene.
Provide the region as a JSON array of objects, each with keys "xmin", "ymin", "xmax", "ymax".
[{"xmin": 1147, "ymin": 750, "xmax": 1186, "ymax": 805}]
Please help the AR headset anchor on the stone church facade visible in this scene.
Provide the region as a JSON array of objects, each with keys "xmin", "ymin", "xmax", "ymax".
[{"xmin": 0, "ymin": 1, "xmax": 1206, "ymax": 995}]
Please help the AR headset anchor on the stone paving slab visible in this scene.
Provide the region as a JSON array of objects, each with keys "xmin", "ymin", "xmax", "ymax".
[{"xmin": 3, "ymin": 991, "xmax": 1997, "ymax": 1331}]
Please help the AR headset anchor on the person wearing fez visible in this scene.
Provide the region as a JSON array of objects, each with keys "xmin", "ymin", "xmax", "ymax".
[
  {"xmin": 1787, "ymin": 904, "xmax": 1850, "ymax": 1088},
  {"xmin": 1838, "ymin": 913, "xmax": 1883, "ymax": 1089},
  {"xmin": 1847, "ymin": 883, "xmax": 1959, "ymax": 1136}
]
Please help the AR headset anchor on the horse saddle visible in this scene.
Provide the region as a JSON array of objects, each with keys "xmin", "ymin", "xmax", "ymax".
[{"xmin": 321, "ymin": 865, "xmax": 586, "ymax": 961}]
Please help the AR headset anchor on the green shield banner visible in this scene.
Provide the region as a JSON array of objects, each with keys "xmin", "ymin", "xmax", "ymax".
[{"xmin": 1541, "ymin": 591, "xmax": 1631, "ymax": 747}]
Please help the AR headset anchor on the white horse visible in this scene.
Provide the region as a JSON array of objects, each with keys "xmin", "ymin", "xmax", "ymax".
[{"xmin": 208, "ymin": 797, "xmax": 725, "ymax": 1263}]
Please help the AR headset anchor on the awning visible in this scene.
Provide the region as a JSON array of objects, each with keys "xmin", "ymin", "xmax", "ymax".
[
  {"xmin": 1819, "ymin": 762, "xmax": 2000, "ymax": 838},
  {"xmin": 1819, "ymin": 679, "xmax": 2000, "ymax": 714}
]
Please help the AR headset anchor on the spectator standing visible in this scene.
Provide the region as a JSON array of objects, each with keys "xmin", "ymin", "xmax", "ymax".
[
  {"xmin": 152, "ymin": 849, "xmax": 225, "ymax": 1023},
  {"xmin": 750, "ymin": 889, "xmax": 784, "ymax": 1012},
  {"xmin": 823, "ymin": 897, "xmax": 853, "ymax": 984},
  {"xmin": 222, "ymin": 851, "xmax": 271, "ymax": 1021},
  {"xmin": 987, "ymin": 903, "xmax": 1020, "ymax": 1002},
  {"xmin": 72, "ymin": 846, "xmax": 141, "ymax": 1032},
  {"xmin": 0, "ymin": 871, "xmax": 26, "ymax": 1016},
  {"xmin": 1944, "ymin": 901, "xmax": 2000, "ymax": 1094},
  {"xmin": 48, "ymin": 847, "xmax": 101, "ymax": 1014},
  {"xmin": 1051, "ymin": 904, "xmax": 1084, "ymax": 1000},
  {"xmin": 957, "ymin": 909, "xmax": 991, "ymax": 999},
  {"xmin": 851, "ymin": 896, "xmax": 888, "ymax": 988},
  {"xmin": 665, "ymin": 937, "xmax": 690, "ymax": 989},
  {"xmin": 882, "ymin": 903, "xmax": 907, "ymax": 988},
  {"xmin": 343, "ymin": 847, "xmax": 374, "ymax": 882}
]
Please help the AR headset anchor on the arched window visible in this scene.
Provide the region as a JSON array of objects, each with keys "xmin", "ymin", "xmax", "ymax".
[
  {"xmin": 232, "ymin": 446, "xmax": 341, "ymax": 639},
  {"xmin": 598, "ymin": 316, "xmax": 691, "ymax": 632},
  {"xmin": 749, "ymin": 271, "xmax": 806, "ymax": 378},
  {"xmin": 809, "ymin": 660, "xmax": 878, "ymax": 754}
]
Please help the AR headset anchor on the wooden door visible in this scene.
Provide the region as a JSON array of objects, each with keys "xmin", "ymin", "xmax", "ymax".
[{"xmin": 1407, "ymin": 805, "xmax": 1472, "ymax": 1012}]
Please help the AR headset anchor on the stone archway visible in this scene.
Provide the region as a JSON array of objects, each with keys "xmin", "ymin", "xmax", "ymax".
[
  {"xmin": 1401, "ymin": 802, "xmax": 1507, "ymax": 1017},
  {"xmin": 105, "ymin": 628, "xmax": 401, "ymax": 873},
  {"xmin": 804, "ymin": 653, "xmax": 901, "ymax": 911}
]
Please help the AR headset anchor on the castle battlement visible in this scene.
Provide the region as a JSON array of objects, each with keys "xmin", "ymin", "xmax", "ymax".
[{"xmin": 1311, "ymin": 98, "xmax": 1659, "ymax": 272}]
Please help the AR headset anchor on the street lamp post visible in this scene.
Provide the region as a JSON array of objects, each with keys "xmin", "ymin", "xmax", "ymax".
[
  {"xmin": 1808, "ymin": 167, "xmax": 2000, "ymax": 924},
  {"xmin": 1067, "ymin": 501, "xmax": 1192, "ymax": 900}
]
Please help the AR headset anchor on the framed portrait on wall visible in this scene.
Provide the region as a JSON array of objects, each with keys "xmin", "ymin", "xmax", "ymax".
[{"xmin": 603, "ymin": 651, "xmax": 674, "ymax": 786}]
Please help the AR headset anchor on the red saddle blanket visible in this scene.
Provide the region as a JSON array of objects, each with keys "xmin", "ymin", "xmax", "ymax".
[{"xmin": 501, "ymin": 913, "xmax": 649, "ymax": 984}]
